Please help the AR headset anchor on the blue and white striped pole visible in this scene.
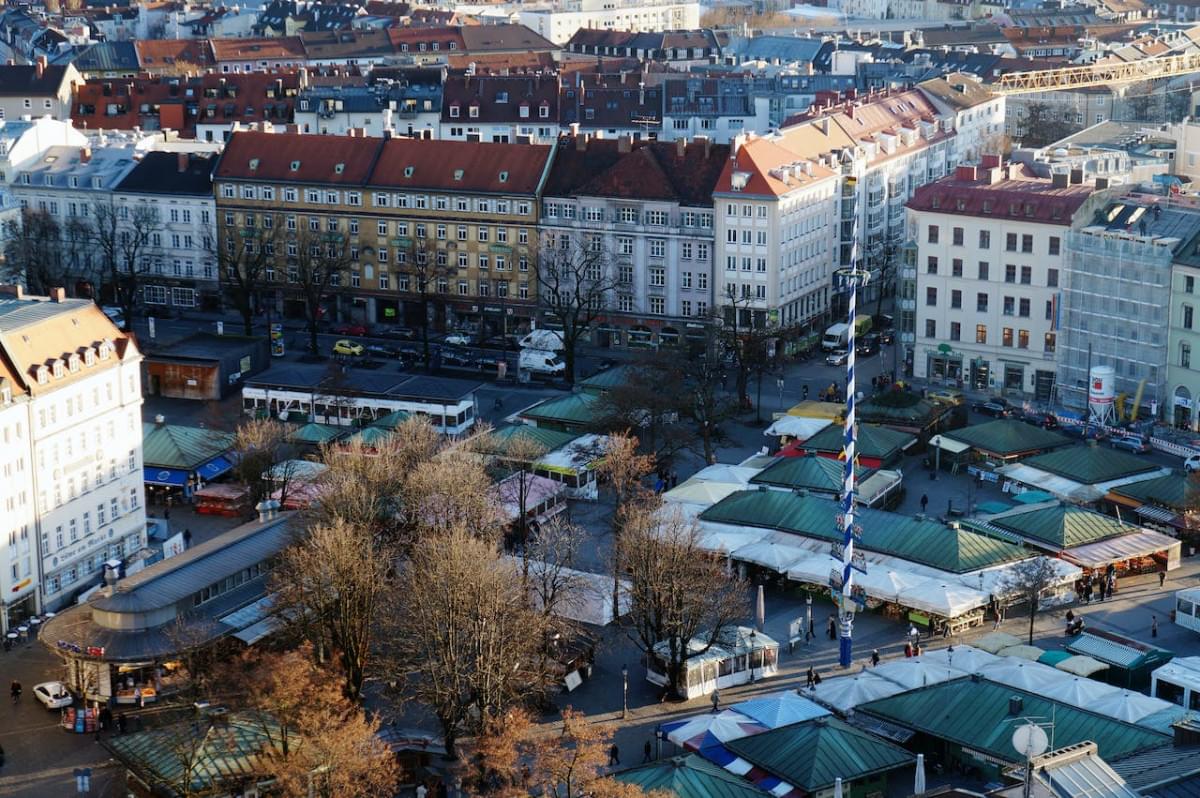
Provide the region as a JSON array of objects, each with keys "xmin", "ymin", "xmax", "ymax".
[{"xmin": 839, "ymin": 281, "xmax": 858, "ymax": 668}]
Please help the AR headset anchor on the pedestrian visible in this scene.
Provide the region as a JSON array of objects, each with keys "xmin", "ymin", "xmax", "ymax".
[
  {"xmin": 803, "ymin": 385, "xmax": 809, "ymax": 400},
  {"xmin": 643, "ymin": 739, "xmax": 653, "ymax": 763},
  {"xmin": 134, "ymin": 686, "xmax": 142, "ymax": 708},
  {"xmin": 183, "ymin": 528, "xmax": 192, "ymax": 548},
  {"xmin": 920, "ymin": 494, "xmax": 929, "ymax": 513},
  {"xmin": 909, "ymin": 624, "xmax": 919, "ymax": 642},
  {"xmin": 904, "ymin": 642, "xmax": 913, "ymax": 658},
  {"xmin": 608, "ymin": 744, "xmax": 620, "ymax": 767},
  {"xmin": 942, "ymin": 621, "xmax": 951, "ymax": 639},
  {"xmin": 670, "ymin": 471, "xmax": 678, "ymax": 489},
  {"xmin": 9, "ymin": 680, "xmax": 19, "ymax": 703},
  {"xmin": 827, "ymin": 616, "xmax": 836, "ymax": 640},
  {"xmin": 1098, "ymin": 580, "xmax": 1106, "ymax": 602},
  {"xmin": 806, "ymin": 666, "xmax": 816, "ymax": 688},
  {"xmin": 117, "ymin": 713, "xmax": 126, "ymax": 734},
  {"xmin": 812, "ymin": 671, "xmax": 821, "ymax": 686},
  {"xmin": 711, "ymin": 689, "xmax": 720, "ymax": 713},
  {"xmin": 99, "ymin": 706, "xmax": 111, "ymax": 732},
  {"xmin": 1160, "ymin": 570, "xmax": 1167, "ymax": 589},
  {"xmin": 807, "ymin": 617, "xmax": 815, "ymax": 640},
  {"xmin": 1152, "ymin": 616, "xmax": 1159, "ymax": 638},
  {"xmin": 913, "ymin": 642, "xmax": 922, "ymax": 657},
  {"xmin": 871, "ymin": 649, "xmax": 880, "ymax": 667}
]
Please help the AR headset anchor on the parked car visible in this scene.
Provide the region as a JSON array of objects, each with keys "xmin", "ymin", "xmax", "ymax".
[
  {"xmin": 332, "ymin": 339, "xmax": 364, "ymax": 356},
  {"xmin": 1019, "ymin": 410, "xmax": 1059, "ymax": 429},
  {"xmin": 856, "ymin": 333, "xmax": 880, "ymax": 356},
  {"xmin": 33, "ymin": 681, "xmax": 72, "ymax": 710},
  {"xmin": 443, "ymin": 333, "xmax": 471, "ymax": 347},
  {"xmin": 440, "ymin": 349, "xmax": 479, "ymax": 369},
  {"xmin": 334, "ymin": 323, "xmax": 368, "ymax": 337},
  {"xmin": 826, "ymin": 350, "xmax": 850, "ymax": 366},
  {"xmin": 379, "ymin": 325, "xmax": 416, "ymax": 341},
  {"xmin": 972, "ymin": 401, "xmax": 1010, "ymax": 418},
  {"xmin": 1111, "ymin": 435, "xmax": 1152, "ymax": 454},
  {"xmin": 927, "ymin": 389, "xmax": 966, "ymax": 406},
  {"xmin": 879, "ymin": 328, "xmax": 895, "ymax": 345},
  {"xmin": 364, "ymin": 343, "xmax": 401, "ymax": 359},
  {"xmin": 1186, "ymin": 453, "xmax": 1200, "ymax": 473}
]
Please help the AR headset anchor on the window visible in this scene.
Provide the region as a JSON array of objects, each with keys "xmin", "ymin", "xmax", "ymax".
[
  {"xmin": 649, "ymin": 268, "xmax": 665, "ymax": 287},
  {"xmin": 650, "ymin": 239, "xmax": 665, "ymax": 258},
  {"xmin": 927, "ymin": 225, "xmax": 939, "ymax": 243},
  {"xmin": 1019, "ymin": 298, "xmax": 1030, "ymax": 318},
  {"xmin": 926, "ymin": 287, "xmax": 937, "ymax": 306},
  {"xmin": 1021, "ymin": 234, "xmax": 1033, "ymax": 254},
  {"xmin": 1003, "ymin": 296, "xmax": 1015, "ymax": 316},
  {"xmin": 1006, "ymin": 233, "xmax": 1017, "ymax": 252},
  {"xmin": 1187, "ymin": 305, "xmax": 1196, "ymax": 330},
  {"xmin": 952, "ymin": 227, "xmax": 964, "ymax": 246},
  {"xmin": 977, "ymin": 293, "xmax": 988, "ymax": 312},
  {"xmin": 1044, "ymin": 332, "xmax": 1057, "ymax": 353},
  {"xmin": 950, "ymin": 321, "xmax": 961, "ymax": 341},
  {"xmin": 1049, "ymin": 236, "xmax": 1061, "ymax": 256},
  {"xmin": 976, "ymin": 324, "xmax": 987, "ymax": 344},
  {"xmin": 952, "ymin": 259, "xmax": 963, "ymax": 277},
  {"xmin": 650, "ymin": 297, "xmax": 665, "ymax": 315},
  {"xmin": 979, "ymin": 230, "xmax": 991, "ymax": 249},
  {"xmin": 1047, "ymin": 268, "xmax": 1059, "ymax": 288},
  {"xmin": 925, "ymin": 319, "xmax": 936, "ymax": 338},
  {"xmin": 978, "ymin": 262, "xmax": 989, "ymax": 281},
  {"xmin": 951, "ymin": 290, "xmax": 962, "ymax": 309},
  {"xmin": 1005, "ymin": 264, "xmax": 1016, "ymax": 283},
  {"xmin": 1002, "ymin": 327, "xmax": 1014, "ymax": 347},
  {"xmin": 1187, "ymin": 275, "xmax": 1196, "ymax": 294},
  {"xmin": 1018, "ymin": 329, "xmax": 1029, "ymax": 349},
  {"xmin": 927, "ymin": 256, "xmax": 938, "ymax": 275}
]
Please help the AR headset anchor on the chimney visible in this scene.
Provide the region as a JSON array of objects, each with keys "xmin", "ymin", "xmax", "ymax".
[
  {"xmin": 980, "ymin": 153, "xmax": 1001, "ymax": 169},
  {"xmin": 1009, "ymin": 696, "xmax": 1024, "ymax": 715},
  {"xmin": 154, "ymin": 414, "xmax": 166, "ymax": 427},
  {"xmin": 1070, "ymin": 167, "xmax": 1084, "ymax": 184},
  {"xmin": 1052, "ymin": 171, "xmax": 1069, "ymax": 189},
  {"xmin": 638, "ymin": 80, "xmax": 645, "ymax": 106},
  {"xmin": 702, "ymin": 135, "xmax": 711, "ymax": 160},
  {"xmin": 49, "ymin": 287, "xmax": 65, "ymax": 302},
  {"xmin": 35, "ymin": 55, "xmax": 46, "ymax": 80},
  {"xmin": 675, "ymin": 137, "xmax": 686, "ymax": 158},
  {"xmin": 617, "ymin": 134, "xmax": 632, "ymax": 153},
  {"xmin": 955, "ymin": 164, "xmax": 977, "ymax": 181},
  {"xmin": 569, "ymin": 121, "xmax": 580, "ymax": 138},
  {"xmin": 79, "ymin": 146, "xmax": 91, "ymax": 164},
  {"xmin": 177, "ymin": 152, "xmax": 189, "ymax": 172},
  {"xmin": 0, "ymin": 285, "xmax": 22, "ymax": 300}
]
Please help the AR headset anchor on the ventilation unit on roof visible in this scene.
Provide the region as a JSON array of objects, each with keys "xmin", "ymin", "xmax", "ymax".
[{"xmin": 290, "ymin": 160, "xmax": 300, "ymax": 171}]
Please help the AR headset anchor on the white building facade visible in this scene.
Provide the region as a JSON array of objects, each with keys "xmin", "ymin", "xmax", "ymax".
[{"xmin": 519, "ymin": 0, "xmax": 699, "ymax": 45}]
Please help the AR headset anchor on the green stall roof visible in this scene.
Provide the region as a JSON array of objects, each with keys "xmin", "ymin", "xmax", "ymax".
[
  {"xmin": 945, "ymin": 419, "xmax": 1072, "ymax": 457},
  {"xmin": 750, "ymin": 454, "xmax": 872, "ymax": 493},
  {"xmin": 615, "ymin": 754, "xmax": 769, "ymax": 798},
  {"xmin": 142, "ymin": 422, "xmax": 235, "ymax": 470},
  {"xmin": 478, "ymin": 424, "xmax": 580, "ymax": 457},
  {"xmin": 859, "ymin": 677, "xmax": 1170, "ymax": 763},
  {"xmin": 287, "ymin": 422, "xmax": 345, "ymax": 445},
  {"xmin": 987, "ymin": 504, "xmax": 1133, "ymax": 549},
  {"xmin": 1110, "ymin": 472, "xmax": 1193, "ymax": 511},
  {"xmin": 368, "ymin": 409, "xmax": 411, "ymax": 430},
  {"xmin": 801, "ymin": 423, "xmax": 916, "ymax": 461},
  {"xmin": 519, "ymin": 391, "xmax": 602, "ymax": 428},
  {"xmin": 579, "ymin": 364, "xmax": 636, "ymax": 394},
  {"xmin": 726, "ymin": 716, "xmax": 914, "ymax": 793},
  {"xmin": 699, "ymin": 490, "xmax": 1027, "ymax": 573},
  {"xmin": 344, "ymin": 425, "xmax": 395, "ymax": 448},
  {"xmin": 1021, "ymin": 446, "xmax": 1162, "ymax": 485},
  {"xmin": 857, "ymin": 395, "xmax": 946, "ymax": 428}
]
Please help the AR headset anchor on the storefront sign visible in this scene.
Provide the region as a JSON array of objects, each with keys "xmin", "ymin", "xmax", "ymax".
[
  {"xmin": 1176, "ymin": 396, "xmax": 1192, "ymax": 409},
  {"xmin": 10, "ymin": 578, "xmax": 30, "ymax": 593}
]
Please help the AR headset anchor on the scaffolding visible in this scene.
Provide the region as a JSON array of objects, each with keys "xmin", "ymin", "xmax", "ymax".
[{"xmin": 1059, "ymin": 220, "xmax": 1180, "ymax": 415}]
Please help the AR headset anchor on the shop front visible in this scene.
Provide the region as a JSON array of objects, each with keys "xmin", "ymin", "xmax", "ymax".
[
  {"xmin": 970, "ymin": 359, "xmax": 991, "ymax": 391},
  {"xmin": 1003, "ymin": 363, "xmax": 1025, "ymax": 392},
  {"xmin": 1175, "ymin": 387, "xmax": 1193, "ymax": 430},
  {"xmin": 926, "ymin": 351, "xmax": 963, "ymax": 382},
  {"xmin": 4, "ymin": 587, "xmax": 37, "ymax": 635}
]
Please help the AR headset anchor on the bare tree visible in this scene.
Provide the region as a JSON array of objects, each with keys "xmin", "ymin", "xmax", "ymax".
[
  {"xmin": 534, "ymin": 232, "xmax": 619, "ymax": 385},
  {"xmin": 999, "ymin": 557, "xmax": 1063, "ymax": 645},
  {"xmin": 273, "ymin": 517, "xmax": 390, "ymax": 701},
  {"xmin": 2, "ymin": 208, "xmax": 65, "ymax": 293},
  {"xmin": 403, "ymin": 455, "xmax": 505, "ymax": 542},
  {"xmin": 232, "ymin": 417, "xmax": 295, "ymax": 508},
  {"xmin": 720, "ymin": 286, "xmax": 776, "ymax": 414},
  {"xmin": 676, "ymin": 325, "xmax": 737, "ymax": 465},
  {"xmin": 493, "ymin": 433, "xmax": 548, "ymax": 549},
  {"xmin": 618, "ymin": 501, "xmax": 748, "ymax": 698},
  {"xmin": 292, "ymin": 227, "xmax": 351, "ymax": 354},
  {"xmin": 381, "ymin": 528, "xmax": 548, "ymax": 758},
  {"xmin": 218, "ymin": 223, "xmax": 282, "ymax": 335},
  {"xmin": 597, "ymin": 431, "xmax": 655, "ymax": 524},
  {"xmin": 90, "ymin": 198, "xmax": 161, "ymax": 331},
  {"xmin": 398, "ymin": 234, "xmax": 456, "ymax": 370},
  {"xmin": 522, "ymin": 519, "xmax": 587, "ymax": 662},
  {"xmin": 592, "ymin": 358, "xmax": 694, "ymax": 471}
]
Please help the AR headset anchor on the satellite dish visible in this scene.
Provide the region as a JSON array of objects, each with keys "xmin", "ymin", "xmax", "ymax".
[{"xmin": 1012, "ymin": 724, "xmax": 1049, "ymax": 759}]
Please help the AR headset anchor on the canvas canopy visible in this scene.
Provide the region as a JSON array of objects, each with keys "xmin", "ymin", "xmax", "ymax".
[
  {"xmin": 895, "ymin": 581, "xmax": 989, "ymax": 618},
  {"xmin": 1060, "ymin": 530, "xmax": 1181, "ymax": 569},
  {"xmin": 1055, "ymin": 655, "xmax": 1110, "ymax": 677},
  {"xmin": 973, "ymin": 631, "xmax": 1023, "ymax": 654},
  {"xmin": 871, "ymin": 659, "xmax": 967, "ymax": 690},
  {"xmin": 764, "ymin": 416, "xmax": 832, "ymax": 440},
  {"xmin": 804, "ymin": 673, "xmax": 906, "ymax": 712}
]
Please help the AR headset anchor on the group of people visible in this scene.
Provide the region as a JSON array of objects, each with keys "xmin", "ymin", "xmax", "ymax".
[{"xmin": 1080, "ymin": 565, "xmax": 1118, "ymax": 604}]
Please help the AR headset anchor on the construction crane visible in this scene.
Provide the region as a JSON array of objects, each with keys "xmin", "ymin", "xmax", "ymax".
[{"xmin": 993, "ymin": 51, "xmax": 1200, "ymax": 95}]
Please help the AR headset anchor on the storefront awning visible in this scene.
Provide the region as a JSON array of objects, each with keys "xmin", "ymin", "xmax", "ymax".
[
  {"xmin": 197, "ymin": 455, "xmax": 234, "ymax": 480},
  {"xmin": 143, "ymin": 467, "xmax": 189, "ymax": 487},
  {"xmin": 1060, "ymin": 530, "xmax": 1181, "ymax": 569},
  {"xmin": 1135, "ymin": 505, "xmax": 1179, "ymax": 525}
]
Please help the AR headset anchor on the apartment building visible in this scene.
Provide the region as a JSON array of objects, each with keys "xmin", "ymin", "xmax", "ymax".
[
  {"xmin": 0, "ymin": 59, "xmax": 81, "ymax": 123},
  {"xmin": 917, "ymin": 73, "xmax": 1005, "ymax": 165},
  {"xmin": 905, "ymin": 160, "xmax": 1094, "ymax": 400},
  {"xmin": 1168, "ymin": 226, "xmax": 1200, "ymax": 430},
  {"xmin": 0, "ymin": 117, "xmax": 87, "ymax": 235},
  {"xmin": 0, "ymin": 287, "xmax": 145, "ymax": 621},
  {"xmin": 295, "ymin": 68, "xmax": 443, "ymax": 138},
  {"xmin": 439, "ymin": 74, "xmax": 560, "ymax": 143},
  {"xmin": 660, "ymin": 78, "xmax": 772, "ymax": 146},
  {"xmin": 518, "ymin": 0, "xmax": 700, "ymax": 46},
  {"xmin": 712, "ymin": 134, "xmax": 839, "ymax": 339},
  {"xmin": 213, "ymin": 131, "xmax": 552, "ymax": 334},
  {"xmin": 114, "ymin": 152, "xmax": 218, "ymax": 311},
  {"xmin": 539, "ymin": 133, "xmax": 726, "ymax": 348}
]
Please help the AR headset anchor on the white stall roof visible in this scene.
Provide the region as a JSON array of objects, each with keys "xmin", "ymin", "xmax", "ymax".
[
  {"xmin": 1061, "ymin": 530, "xmax": 1181, "ymax": 569},
  {"xmin": 764, "ymin": 416, "xmax": 832, "ymax": 440},
  {"xmin": 804, "ymin": 672, "xmax": 906, "ymax": 712}
]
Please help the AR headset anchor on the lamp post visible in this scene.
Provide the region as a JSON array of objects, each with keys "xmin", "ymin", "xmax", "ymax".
[
  {"xmin": 621, "ymin": 664, "xmax": 628, "ymax": 719},
  {"xmin": 748, "ymin": 631, "xmax": 757, "ymax": 684},
  {"xmin": 806, "ymin": 594, "xmax": 813, "ymax": 642}
]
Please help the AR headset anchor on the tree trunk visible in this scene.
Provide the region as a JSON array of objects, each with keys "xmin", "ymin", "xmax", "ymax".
[
  {"xmin": 563, "ymin": 333, "xmax": 578, "ymax": 386},
  {"xmin": 239, "ymin": 301, "xmax": 254, "ymax": 336},
  {"xmin": 1028, "ymin": 601, "xmax": 1036, "ymax": 645},
  {"xmin": 420, "ymin": 296, "xmax": 432, "ymax": 373}
]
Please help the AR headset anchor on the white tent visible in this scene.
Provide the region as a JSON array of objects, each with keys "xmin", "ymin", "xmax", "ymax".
[
  {"xmin": 508, "ymin": 558, "xmax": 629, "ymax": 626},
  {"xmin": 764, "ymin": 416, "xmax": 832, "ymax": 440},
  {"xmin": 978, "ymin": 657, "xmax": 1068, "ymax": 693},
  {"xmin": 696, "ymin": 525, "xmax": 767, "ymax": 556},
  {"xmin": 1042, "ymin": 676, "xmax": 1120, "ymax": 707},
  {"xmin": 689, "ymin": 464, "xmax": 761, "ymax": 485},
  {"xmin": 664, "ymin": 479, "xmax": 744, "ymax": 508},
  {"xmin": 1090, "ymin": 689, "xmax": 1173, "ymax": 724},
  {"xmin": 855, "ymin": 568, "xmax": 929, "ymax": 605},
  {"xmin": 917, "ymin": 645, "xmax": 1000, "ymax": 672},
  {"xmin": 872, "ymin": 659, "xmax": 967, "ymax": 690},
  {"xmin": 732, "ymin": 541, "xmax": 809, "ymax": 573},
  {"xmin": 805, "ymin": 672, "xmax": 906, "ymax": 712},
  {"xmin": 896, "ymin": 580, "xmax": 989, "ymax": 618}
]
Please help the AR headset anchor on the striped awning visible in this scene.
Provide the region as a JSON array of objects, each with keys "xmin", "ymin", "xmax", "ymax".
[{"xmin": 1135, "ymin": 504, "xmax": 1179, "ymax": 525}]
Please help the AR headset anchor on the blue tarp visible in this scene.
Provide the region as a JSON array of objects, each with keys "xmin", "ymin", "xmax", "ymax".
[
  {"xmin": 143, "ymin": 467, "xmax": 189, "ymax": 487},
  {"xmin": 197, "ymin": 455, "xmax": 234, "ymax": 480}
]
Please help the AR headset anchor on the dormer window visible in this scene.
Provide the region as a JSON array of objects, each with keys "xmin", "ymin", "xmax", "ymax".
[
  {"xmin": 249, "ymin": 158, "xmax": 259, "ymax": 170},
  {"xmin": 539, "ymin": 103, "xmax": 550, "ymax": 119},
  {"xmin": 68, "ymin": 354, "xmax": 80, "ymax": 373},
  {"xmin": 519, "ymin": 103, "xmax": 530, "ymax": 118},
  {"xmin": 449, "ymin": 104, "xmax": 460, "ymax": 118},
  {"xmin": 98, "ymin": 342, "xmax": 112, "ymax": 360},
  {"xmin": 290, "ymin": 160, "xmax": 301, "ymax": 171},
  {"xmin": 35, "ymin": 367, "xmax": 47, "ymax": 385},
  {"xmin": 468, "ymin": 104, "xmax": 479, "ymax": 118},
  {"xmin": 0, "ymin": 387, "xmax": 9, "ymax": 405},
  {"xmin": 499, "ymin": 171, "xmax": 508, "ymax": 183},
  {"xmin": 334, "ymin": 163, "xmax": 345, "ymax": 174},
  {"xmin": 404, "ymin": 166, "xmax": 414, "ymax": 178},
  {"xmin": 84, "ymin": 348, "xmax": 95, "ymax": 366},
  {"xmin": 496, "ymin": 91, "xmax": 508, "ymax": 104},
  {"xmin": 453, "ymin": 169, "xmax": 464, "ymax": 181}
]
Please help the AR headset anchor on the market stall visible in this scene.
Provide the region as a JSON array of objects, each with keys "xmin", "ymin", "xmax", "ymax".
[
  {"xmin": 193, "ymin": 484, "xmax": 251, "ymax": 517},
  {"xmin": 647, "ymin": 627, "xmax": 780, "ymax": 699},
  {"xmin": 533, "ymin": 433, "xmax": 607, "ymax": 501}
]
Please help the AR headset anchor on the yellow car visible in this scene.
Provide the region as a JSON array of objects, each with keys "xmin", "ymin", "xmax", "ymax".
[
  {"xmin": 332, "ymin": 339, "xmax": 363, "ymax": 356},
  {"xmin": 927, "ymin": 389, "xmax": 966, "ymax": 406}
]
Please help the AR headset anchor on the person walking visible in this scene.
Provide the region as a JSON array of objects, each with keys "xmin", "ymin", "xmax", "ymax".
[
  {"xmin": 1160, "ymin": 570, "xmax": 1167, "ymax": 589},
  {"xmin": 608, "ymin": 744, "xmax": 620, "ymax": 767},
  {"xmin": 9, "ymin": 681, "xmax": 19, "ymax": 704},
  {"xmin": 871, "ymin": 649, "xmax": 880, "ymax": 667},
  {"xmin": 920, "ymin": 494, "xmax": 929, "ymax": 513},
  {"xmin": 1152, "ymin": 616, "xmax": 1159, "ymax": 638},
  {"xmin": 711, "ymin": 689, "xmax": 720, "ymax": 714},
  {"xmin": 643, "ymin": 740, "xmax": 653, "ymax": 764},
  {"xmin": 828, "ymin": 616, "xmax": 837, "ymax": 640},
  {"xmin": 806, "ymin": 666, "xmax": 816, "ymax": 689}
]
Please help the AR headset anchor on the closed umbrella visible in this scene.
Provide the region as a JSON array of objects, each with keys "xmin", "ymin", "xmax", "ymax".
[
  {"xmin": 834, "ymin": 777, "xmax": 844, "ymax": 798},
  {"xmin": 915, "ymin": 753, "xmax": 926, "ymax": 795},
  {"xmin": 756, "ymin": 585, "xmax": 765, "ymax": 632}
]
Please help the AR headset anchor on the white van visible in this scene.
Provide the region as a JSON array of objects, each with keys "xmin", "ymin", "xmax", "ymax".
[
  {"xmin": 822, "ymin": 323, "xmax": 849, "ymax": 351},
  {"xmin": 519, "ymin": 349, "xmax": 565, "ymax": 375},
  {"xmin": 519, "ymin": 329, "xmax": 564, "ymax": 352}
]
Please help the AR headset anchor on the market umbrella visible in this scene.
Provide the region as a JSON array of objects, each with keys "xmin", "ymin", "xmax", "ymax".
[
  {"xmin": 998, "ymin": 644, "xmax": 1046, "ymax": 662},
  {"xmin": 835, "ymin": 777, "xmax": 844, "ymax": 798},
  {"xmin": 1042, "ymin": 676, "xmax": 1118, "ymax": 708},
  {"xmin": 1055, "ymin": 655, "xmax": 1109, "ymax": 677},
  {"xmin": 661, "ymin": 711, "xmax": 766, "ymax": 750},
  {"xmin": 732, "ymin": 541, "xmax": 808, "ymax": 573},
  {"xmin": 1037, "ymin": 650, "xmax": 1073, "ymax": 667},
  {"xmin": 872, "ymin": 659, "xmax": 968, "ymax": 690},
  {"xmin": 978, "ymin": 658, "xmax": 1066, "ymax": 693},
  {"xmin": 918, "ymin": 645, "xmax": 1000, "ymax": 673},
  {"xmin": 854, "ymin": 568, "xmax": 927, "ymax": 604},
  {"xmin": 972, "ymin": 631, "xmax": 1023, "ymax": 654},
  {"xmin": 915, "ymin": 753, "xmax": 927, "ymax": 795},
  {"xmin": 756, "ymin": 585, "xmax": 765, "ymax": 633},
  {"xmin": 807, "ymin": 672, "xmax": 905, "ymax": 713},
  {"xmin": 1090, "ymin": 690, "xmax": 1169, "ymax": 724},
  {"xmin": 734, "ymin": 692, "xmax": 829, "ymax": 729}
]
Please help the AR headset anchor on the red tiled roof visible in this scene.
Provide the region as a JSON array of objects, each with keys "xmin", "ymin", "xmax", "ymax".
[
  {"xmin": 544, "ymin": 135, "xmax": 729, "ymax": 206},
  {"xmin": 713, "ymin": 135, "xmax": 837, "ymax": 197},
  {"xmin": 906, "ymin": 163, "xmax": 1093, "ymax": 224},
  {"xmin": 210, "ymin": 36, "xmax": 306, "ymax": 62},
  {"xmin": 216, "ymin": 131, "xmax": 382, "ymax": 184},
  {"xmin": 446, "ymin": 51, "xmax": 556, "ymax": 73},
  {"xmin": 369, "ymin": 138, "xmax": 552, "ymax": 194},
  {"xmin": 133, "ymin": 39, "xmax": 214, "ymax": 70},
  {"xmin": 441, "ymin": 73, "xmax": 559, "ymax": 123},
  {"xmin": 72, "ymin": 72, "xmax": 299, "ymax": 137},
  {"xmin": 387, "ymin": 25, "xmax": 466, "ymax": 52}
]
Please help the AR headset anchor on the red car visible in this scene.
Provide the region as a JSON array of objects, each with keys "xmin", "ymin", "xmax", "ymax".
[{"xmin": 334, "ymin": 323, "xmax": 368, "ymax": 336}]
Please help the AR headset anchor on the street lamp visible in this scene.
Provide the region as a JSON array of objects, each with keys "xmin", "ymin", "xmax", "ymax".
[
  {"xmin": 621, "ymin": 664, "xmax": 628, "ymax": 719},
  {"xmin": 806, "ymin": 594, "xmax": 813, "ymax": 642},
  {"xmin": 748, "ymin": 631, "xmax": 758, "ymax": 684}
]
